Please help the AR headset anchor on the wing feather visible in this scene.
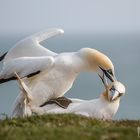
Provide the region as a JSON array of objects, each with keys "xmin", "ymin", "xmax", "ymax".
[
  {"xmin": 0, "ymin": 56, "xmax": 54, "ymax": 84},
  {"xmin": 4, "ymin": 28, "xmax": 64, "ymax": 63}
]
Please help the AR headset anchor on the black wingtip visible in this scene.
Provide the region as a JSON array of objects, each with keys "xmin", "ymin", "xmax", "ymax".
[
  {"xmin": 0, "ymin": 70, "xmax": 41, "ymax": 84},
  {"xmin": 0, "ymin": 77, "xmax": 16, "ymax": 84},
  {"xmin": 27, "ymin": 71, "xmax": 41, "ymax": 78},
  {"xmin": 0, "ymin": 52, "xmax": 8, "ymax": 61}
]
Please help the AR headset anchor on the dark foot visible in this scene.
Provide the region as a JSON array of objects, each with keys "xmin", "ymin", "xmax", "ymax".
[{"xmin": 40, "ymin": 97, "xmax": 72, "ymax": 109}]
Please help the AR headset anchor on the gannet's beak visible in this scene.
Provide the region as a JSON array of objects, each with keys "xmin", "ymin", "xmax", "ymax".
[
  {"xmin": 104, "ymin": 70, "xmax": 116, "ymax": 83},
  {"xmin": 109, "ymin": 86, "xmax": 119, "ymax": 101},
  {"xmin": 98, "ymin": 67, "xmax": 117, "ymax": 88},
  {"xmin": 98, "ymin": 73, "xmax": 108, "ymax": 89}
]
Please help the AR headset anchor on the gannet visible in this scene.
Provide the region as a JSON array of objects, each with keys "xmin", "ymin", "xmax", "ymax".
[
  {"xmin": 12, "ymin": 73, "xmax": 125, "ymax": 120},
  {"xmin": 0, "ymin": 28, "xmax": 116, "ymax": 111}
]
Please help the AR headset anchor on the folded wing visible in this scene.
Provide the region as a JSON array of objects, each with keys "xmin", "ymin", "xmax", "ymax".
[{"xmin": 0, "ymin": 56, "xmax": 54, "ymax": 84}]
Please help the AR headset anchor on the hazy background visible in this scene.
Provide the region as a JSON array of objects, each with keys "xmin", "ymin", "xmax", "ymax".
[{"xmin": 0, "ymin": 0, "xmax": 140, "ymax": 119}]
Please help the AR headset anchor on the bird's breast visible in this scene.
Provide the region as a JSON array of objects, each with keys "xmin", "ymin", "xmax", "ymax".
[
  {"xmin": 28, "ymin": 68, "xmax": 78, "ymax": 106},
  {"xmin": 28, "ymin": 53, "xmax": 81, "ymax": 106}
]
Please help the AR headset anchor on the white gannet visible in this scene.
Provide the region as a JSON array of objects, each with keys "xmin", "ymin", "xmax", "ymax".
[
  {"xmin": 0, "ymin": 29, "xmax": 116, "ymax": 114},
  {"xmin": 13, "ymin": 73, "xmax": 125, "ymax": 120}
]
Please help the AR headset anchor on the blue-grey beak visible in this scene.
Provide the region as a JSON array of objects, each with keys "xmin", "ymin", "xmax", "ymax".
[
  {"xmin": 98, "ymin": 67, "xmax": 117, "ymax": 88},
  {"xmin": 108, "ymin": 86, "xmax": 120, "ymax": 101}
]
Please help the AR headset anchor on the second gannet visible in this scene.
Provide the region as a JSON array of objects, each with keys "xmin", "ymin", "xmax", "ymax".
[
  {"xmin": 0, "ymin": 29, "xmax": 116, "ymax": 113},
  {"xmin": 12, "ymin": 73, "xmax": 125, "ymax": 120}
]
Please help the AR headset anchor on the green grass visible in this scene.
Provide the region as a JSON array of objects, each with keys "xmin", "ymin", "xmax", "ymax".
[{"xmin": 0, "ymin": 114, "xmax": 139, "ymax": 140}]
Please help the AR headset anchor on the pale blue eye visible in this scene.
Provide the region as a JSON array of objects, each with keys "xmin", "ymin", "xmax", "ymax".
[{"xmin": 107, "ymin": 69, "xmax": 113, "ymax": 76}]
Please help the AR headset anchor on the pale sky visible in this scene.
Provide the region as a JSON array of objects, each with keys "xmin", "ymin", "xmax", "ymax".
[{"xmin": 0, "ymin": 0, "xmax": 140, "ymax": 33}]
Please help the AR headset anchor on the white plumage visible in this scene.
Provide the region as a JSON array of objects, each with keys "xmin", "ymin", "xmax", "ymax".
[
  {"xmin": 31, "ymin": 82, "xmax": 125, "ymax": 120},
  {"xmin": 13, "ymin": 74, "xmax": 125, "ymax": 120},
  {"xmin": 0, "ymin": 29, "xmax": 116, "ymax": 117}
]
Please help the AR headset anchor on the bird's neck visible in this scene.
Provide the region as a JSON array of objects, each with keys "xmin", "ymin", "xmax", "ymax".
[
  {"xmin": 71, "ymin": 52, "xmax": 91, "ymax": 73},
  {"xmin": 100, "ymin": 90, "xmax": 120, "ymax": 118},
  {"xmin": 78, "ymin": 48, "xmax": 99, "ymax": 72},
  {"xmin": 100, "ymin": 90, "xmax": 108, "ymax": 101}
]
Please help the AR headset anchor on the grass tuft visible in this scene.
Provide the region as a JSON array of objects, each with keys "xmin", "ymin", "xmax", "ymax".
[{"xmin": 0, "ymin": 114, "xmax": 139, "ymax": 140}]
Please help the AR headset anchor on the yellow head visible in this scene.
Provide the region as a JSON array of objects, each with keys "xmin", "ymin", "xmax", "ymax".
[
  {"xmin": 102, "ymin": 81, "xmax": 125, "ymax": 102},
  {"xmin": 80, "ymin": 48, "xmax": 116, "ymax": 86}
]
